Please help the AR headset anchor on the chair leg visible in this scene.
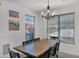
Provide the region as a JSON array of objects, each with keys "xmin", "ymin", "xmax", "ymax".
[
  {"xmin": 47, "ymin": 51, "xmax": 50, "ymax": 58},
  {"xmin": 56, "ymin": 55, "xmax": 58, "ymax": 58},
  {"xmin": 48, "ymin": 48, "xmax": 51, "ymax": 58}
]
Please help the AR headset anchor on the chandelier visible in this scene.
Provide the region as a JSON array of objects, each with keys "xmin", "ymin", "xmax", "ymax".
[{"xmin": 41, "ymin": 0, "xmax": 55, "ymax": 19}]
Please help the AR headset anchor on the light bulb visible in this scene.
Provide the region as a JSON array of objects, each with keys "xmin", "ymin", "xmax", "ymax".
[
  {"xmin": 47, "ymin": 10, "xmax": 50, "ymax": 13},
  {"xmin": 51, "ymin": 11, "xmax": 55, "ymax": 16},
  {"xmin": 45, "ymin": 13, "xmax": 47, "ymax": 16},
  {"xmin": 41, "ymin": 12, "xmax": 44, "ymax": 15}
]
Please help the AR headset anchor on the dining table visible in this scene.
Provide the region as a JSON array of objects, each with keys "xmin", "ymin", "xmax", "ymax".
[{"xmin": 14, "ymin": 38, "xmax": 57, "ymax": 58}]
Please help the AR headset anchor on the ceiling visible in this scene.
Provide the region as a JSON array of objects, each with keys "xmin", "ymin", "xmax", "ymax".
[{"xmin": 6, "ymin": 0, "xmax": 76, "ymax": 13}]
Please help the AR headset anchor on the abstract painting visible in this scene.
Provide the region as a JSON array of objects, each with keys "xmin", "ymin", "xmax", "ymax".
[
  {"xmin": 9, "ymin": 19, "xmax": 19, "ymax": 30},
  {"xmin": 9, "ymin": 10, "xmax": 19, "ymax": 18}
]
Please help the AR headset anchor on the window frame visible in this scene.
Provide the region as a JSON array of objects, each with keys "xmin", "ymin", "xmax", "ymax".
[{"xmin": 47, "ymin": 12, "xmax": 75, "ymax": 44}]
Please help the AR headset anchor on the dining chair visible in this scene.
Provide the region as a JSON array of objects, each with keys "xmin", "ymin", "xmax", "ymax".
[
  {"xmin": 34, "ymin": 38, "xmax": 40, "ymax": 41},
  {"xmin": 50, "ymin": 36, "xmax": 59, "ymax": 40},
  {"xmin": 50, "ymin": 40, "xmax": 60, "ymax": 58},
  {"xmin": 37, "ymin": 48, "xmax": 50, "ymax": 58},
  {"xmin": 22, "ymin": 40, "xmax": 33, "ymax": 46},
  {"xmin": 8, "ymin": 48, "xmax": 20, "ymax": 58}
]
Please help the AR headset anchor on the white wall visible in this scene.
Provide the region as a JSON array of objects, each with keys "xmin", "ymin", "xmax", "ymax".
[
  {"xmin": 38, "ymin": 16, "xmax": 47, "ymax": 39},
  {"xmin": 38, "ymin": 1, "xmax": 79, "ymax": 56},
  {"xmin": 0, "ymin": 0, "xmax": 39, "ymax": 58}
]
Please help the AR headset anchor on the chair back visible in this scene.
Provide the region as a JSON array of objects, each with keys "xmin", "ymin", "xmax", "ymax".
[
  {"xmin": 34, "ymin": 38, "xmax": 40, "ymax": 41},
  {"xmin": 22, "ymin": 38, "xmax": 40, "ymax": 46},
  {"xmin": 50, "ymin": 36, "xmax": 59, "ymax": 40},
  {"xmin": 8, "ymin": 48, "xmax": 20, "ymax": 58},
  {"xmin": 51, "ymin": 40, "xmax": 60, "ymax": 56},
  {"xmin": 22, "ymin": 40, "xmax": 33, "ymax": 46}
]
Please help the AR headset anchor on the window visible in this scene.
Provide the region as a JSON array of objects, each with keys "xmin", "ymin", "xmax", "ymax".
[
  {"xmin": 47, "ymin": 13, "xmax": 75, "ymax": 44},
  {"xmin": 25, "ymin": 15, "xmax": 35, "ymax": 40},
  {"xmin": 60, "ymin": 13, "xmax": 75, "ymax": 44},
  {"xmin": 48, "ymin": 16, "xmax": 58, "ymax": 39}
]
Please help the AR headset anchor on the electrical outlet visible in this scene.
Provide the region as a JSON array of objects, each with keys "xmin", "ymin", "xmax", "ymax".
[{"xmin": 3, "ymin": 44, "xmax": 10, "ymax": 55}]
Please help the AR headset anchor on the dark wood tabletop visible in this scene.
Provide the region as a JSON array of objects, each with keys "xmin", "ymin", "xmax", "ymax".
[{"xmin": 14, "ymin": 38, "xmax": 57, "ymax": 57}]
